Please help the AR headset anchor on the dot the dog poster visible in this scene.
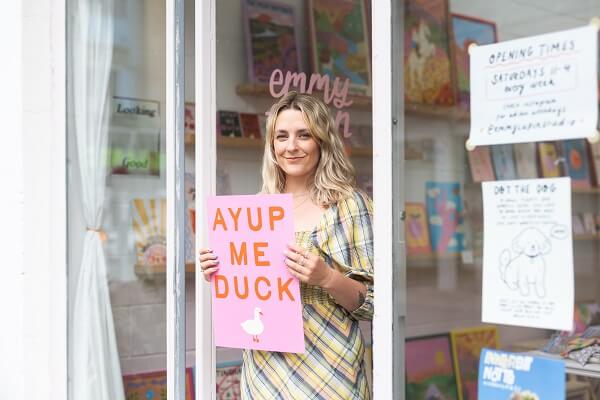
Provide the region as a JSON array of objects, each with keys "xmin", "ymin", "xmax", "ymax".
[{"xmin": 481, "ymin": 177, "xmax": 573, "ymax": 330}]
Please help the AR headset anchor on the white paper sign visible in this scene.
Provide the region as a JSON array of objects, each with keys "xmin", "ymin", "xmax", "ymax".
[
  {"xmin": 482, "ymin": 177, "xmax": 573, "ymax": 330},
  {"xmin": 469, "ymin": 26, "xmax": 598, "ymax": 146}
]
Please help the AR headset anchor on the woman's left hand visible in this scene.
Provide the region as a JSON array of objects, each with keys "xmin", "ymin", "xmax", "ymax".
[{"xmin": 284, "ymin": 243, "xmax": 333, "ymax": 288}]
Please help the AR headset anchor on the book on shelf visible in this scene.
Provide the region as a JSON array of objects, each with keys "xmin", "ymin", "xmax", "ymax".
[
  {"xmin": 217, "ymin": 110, "xmax": 243, "ymax": 137},
  {"xmin": 405, "ymin": 202, "xmax": 432, "ymax": 256},
  {"xmin": 572, "ymin": 214, "xmax": 585, "ymax": 235},
  {"xmin": 562, "ymin": 139, "xmax": 592, "ymax": 189},
  {"xmin": 513, "ymin": 142, "xmax": 538, "ymax": 179},
  {"xmin": 537, "ymin": 141, "xmax": 563, "ymax": 178},
  {"xmin": 467, "ymin": 145, "xmax": 495, "ymax": 182},
  {"xmin": 491, "ymin": 144, "xmax": 517, "ymax": 180},
  {"xmin": 582, "ymin": 212, "xmax": 597, "ymax": 235},
  {"xmin": 239, "ymin": 112, "xmax": 262, "ymax": 139},
  {"xmin": 425, "ymin": 181, "xmax": 465, "ymax": 254}
]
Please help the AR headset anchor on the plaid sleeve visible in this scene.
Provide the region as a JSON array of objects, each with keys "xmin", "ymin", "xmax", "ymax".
[{"xmin": 315, "ymin": 191, "xmax": 374, "ymax": 320}]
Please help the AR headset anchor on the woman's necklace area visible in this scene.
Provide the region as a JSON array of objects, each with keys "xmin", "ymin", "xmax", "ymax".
[{"xmin": 292, "ymin": 191, "xmax": 310, "ymax": 210}]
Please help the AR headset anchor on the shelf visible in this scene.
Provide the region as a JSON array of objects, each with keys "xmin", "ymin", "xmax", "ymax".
[
  {"xmin": 574, "ymin": 234, "xmax": 600, "ymax": 241},
  {"xmin": 572, "ymin": 187, "xmax": 600, "ymax": 194},
  {"xmin": 135, "ymin": 263, "xmax": 195, "ymax": 276},
  {"xmin": 185, "ymin": 134, "xmax": 434, "ymax": 160},
  {"xmin": 236, "ymin": 83, "xmax": 470, "ymax": 120},
  {"xmin": 407, "ymin": 253, "xmax": 462, "ymax": 264}
]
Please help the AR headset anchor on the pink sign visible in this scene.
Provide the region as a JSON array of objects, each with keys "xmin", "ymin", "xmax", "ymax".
[{"xmin": 206, "ymin": 194, "xmax": 305, "ymax": 353}]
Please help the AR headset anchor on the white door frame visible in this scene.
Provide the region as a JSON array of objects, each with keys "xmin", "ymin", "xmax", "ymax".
[{"xmin": 189, "ymin": 1, "xmax": 406, "ymax": 399}]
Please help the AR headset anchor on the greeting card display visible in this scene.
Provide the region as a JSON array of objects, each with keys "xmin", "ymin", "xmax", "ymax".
[
  {"xmin": 405, "ymin": 0, "xmax": 454, "ymax": 105},
  {"xmin": 243, "ymin": 0, "xmax": 302, "ymax": 84},
  {"xmin": 406, "ymin": 334, "xmax": 459, "ymax": 400},
  {"xmin": 307, "ymin": 0, "xmax": 372, "ymax": 95},
  {"xmin": 450, "ymin": 326, "xmax": 499, "ymax": 400},
  {"xmin": 405, "ymin": 202, "xmax": 432, "ymax": 256},
  {"xmin": 206, "ymin": 194, "xmax": 304, "ymax": 352},
  {"xmin": 426, "ymin": 182, "xmax": 465, "ymax": 254}
]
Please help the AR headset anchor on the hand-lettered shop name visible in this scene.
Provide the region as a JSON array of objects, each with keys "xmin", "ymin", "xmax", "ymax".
[
  {"xmin": 211, "ymin": 206, "xmax": 295, "ymax": 302},
  {"xmin": 269, "ymin": 69, "xmax": 354, "ymax": 138}
]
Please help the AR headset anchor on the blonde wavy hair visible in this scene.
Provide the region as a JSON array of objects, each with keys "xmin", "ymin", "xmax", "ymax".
[{"xmin": 261, "ymin": 91, "xmax": 356, "ymax": 207}]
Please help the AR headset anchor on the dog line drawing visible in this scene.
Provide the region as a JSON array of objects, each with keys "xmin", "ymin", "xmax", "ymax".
[{"xmin": 498, "ymin": 227, "xmax": 554, "ymax": 298}]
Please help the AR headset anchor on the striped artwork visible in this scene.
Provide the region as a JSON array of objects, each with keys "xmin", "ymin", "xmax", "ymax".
[{"xmin": 131, "ymin": 198, "xmax": 167, "ymax": 267}]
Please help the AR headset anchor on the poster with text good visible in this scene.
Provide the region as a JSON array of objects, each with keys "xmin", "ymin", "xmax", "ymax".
[
  {"xmin": 469, "ymin": 25, "xmax": 598, "ymax": 146},
  {"xmin": 481, "ymin": 177, "xmax": 573, "ymax": 330},
  {"xmin": 206, "ymin": 194, "xmax": 304, "ymax": 353},
  {"xmin": 478, "ymin": 349, "xmax": 565, "ymax": 400}
]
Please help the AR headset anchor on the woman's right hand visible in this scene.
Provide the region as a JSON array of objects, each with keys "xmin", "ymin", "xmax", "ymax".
[{"xmin": 198, "ymin": 248, "xmax": 219, "ymax": 282}]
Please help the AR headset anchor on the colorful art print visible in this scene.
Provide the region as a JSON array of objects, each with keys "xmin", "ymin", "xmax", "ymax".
[
  {"xmin": 243, "ymin": 0, "xmax": 302, "ymax": 84},
  {"xmin": 450, "ymin": 326, "xmax": 499, "ymax": 400},
  {"xmin": 425, "ymin": 181, "xmax": 465, "ymax": 254},
  {"xmin": 239, "ymin": 113, "xmax": 262, "ymax": 139},
  {"xmin": 307, "ymin": 0, "xmax": 372, "ymax": 95},
  {"xmin": 537, "ymin": 142, "xmax": 563, "ymax": 178},
  {"xmin": 405, "ymin": 202, "xmax": 432, "ymax": 256},
  {"xmin": 404, "ymin": 0, "xmax": 454, "ymax": 106},
  {"xmin": 217, "ymin": 111, "xmax": 243, "ymax": 138},
  {"xmin": 562, "ymin": 139, "xmax": 592, "ymax": 189},
  {"xmin": 450, "ymin": 14, "xmax": 497, "ymax": 109},
  {"xmin": 405, "ymin": 334, "xmax": 459, "ymax": 400},
  {"xmin": 513, "ymin": 142, "xmax": 538, "ymax": 179},
  {"xmin": 132, "ymin": 199, "xmax": 167, "ymax": 267},
  {"xmin": 216, "ymin": 364, "xmax": 242, "ymax": 400},
  {"xmin": 123, "ymin": 368, "xmax": 194, "ymax": 400},
  {"xmin": 185, "ymin": 102, "xmax": 195, "ymax": 136},
  {"xmin": 490, "ymin": 144, "xmax": 518, "ymax": 180},
  {"xmin": 467, "ymin": 146, "xmax": 495, "ymax": 182}
]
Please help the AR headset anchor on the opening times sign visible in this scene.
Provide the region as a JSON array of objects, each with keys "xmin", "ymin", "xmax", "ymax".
[
  {"xmin": 206, "ymin": 194, "xmax": 304, "ymax": 353},
  {"xmin": 469, "ymin": 25, "xmax": 598, "ymax": 146}
]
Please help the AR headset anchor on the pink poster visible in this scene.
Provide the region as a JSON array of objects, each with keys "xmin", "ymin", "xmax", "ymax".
[{"xmin": 206, "ymin": 194, "xmax": 305, "ymax": 353}]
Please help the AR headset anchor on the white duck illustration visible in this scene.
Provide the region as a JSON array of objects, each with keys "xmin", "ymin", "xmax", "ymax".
[{"xmin": 241, "ymin": 307, "xmax": 264, "ymax": 342}]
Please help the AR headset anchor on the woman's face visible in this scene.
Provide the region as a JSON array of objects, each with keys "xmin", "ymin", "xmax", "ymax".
[{"xmin": 273, "ymin": 108, "xmax": 320, "ymax": 181}]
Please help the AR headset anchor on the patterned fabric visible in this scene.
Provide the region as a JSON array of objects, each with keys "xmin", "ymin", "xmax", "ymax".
[{"xmin": 241, "ymin": 191, "xmax": 374, "ymax": 399}]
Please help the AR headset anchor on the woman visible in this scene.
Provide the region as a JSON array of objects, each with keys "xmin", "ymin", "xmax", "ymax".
[{"xmin": 199, "ymin": 91, "xmax": 374, "ymax": 399}]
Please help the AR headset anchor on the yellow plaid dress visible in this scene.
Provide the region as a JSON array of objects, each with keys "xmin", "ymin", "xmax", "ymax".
[{"xmin": 241, "ymin": 191, "xmax": 374, "ymax": 399}]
